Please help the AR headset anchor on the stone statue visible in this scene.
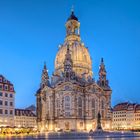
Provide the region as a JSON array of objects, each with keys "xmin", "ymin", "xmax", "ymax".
[{"xmin": 96, "ymin": 112, "xmax": 102, "ymax": 130}]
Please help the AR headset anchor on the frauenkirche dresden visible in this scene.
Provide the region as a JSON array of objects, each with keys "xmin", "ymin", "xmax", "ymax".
[{"xmin": 36, "ymin": 10, "xmax": 112, "ymax": 132}]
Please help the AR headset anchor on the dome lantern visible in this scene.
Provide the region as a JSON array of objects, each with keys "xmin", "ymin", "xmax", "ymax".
[{"xmin": 65, "ymin": 9, "xmax": 80, "ymax": 40}]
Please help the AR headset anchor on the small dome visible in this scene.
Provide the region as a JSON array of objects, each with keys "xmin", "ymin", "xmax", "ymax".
[{"xmin": 67, "ymin": 11, "xmax": 78, "ymax": 21}]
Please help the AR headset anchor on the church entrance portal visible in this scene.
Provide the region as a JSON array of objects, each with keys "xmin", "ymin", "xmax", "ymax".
[{"xmin": 65, "ymin": 122, "xmax": 70, "ymax": 130}]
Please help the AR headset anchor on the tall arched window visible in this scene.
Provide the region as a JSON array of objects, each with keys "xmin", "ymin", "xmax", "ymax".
[
  {"xmin": 78, "ymin": 97, "xmax": 82, "ymax": 117},
  {"xmin": 46, "ymin": 98, "xmax": 50, "ymax": 117},
  {"xmin": 91, "ymin": 99, "xmax": 96, "ymax": 119},
  {"xmin": 92, "ymin": 99, "xmax": 95, "ymax": 108},
  {"xmin": 56, "ymin": 99, "xmax": 60, "ymax": 117},
  {"xmin": 65, "ymin": 96, "xmax": 71, "ymax": 116},
  {"xmin": 101, "ymin": 100, "xmax": 104, "ymax": 109},
  {"xmin": 101, "ymin": 100, "xmax": 105, "ymax": 118}
]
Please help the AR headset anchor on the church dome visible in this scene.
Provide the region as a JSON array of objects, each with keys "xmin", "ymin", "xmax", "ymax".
[{"xmin": 54, "ymin": 11, "xmax": 93, "ymax": 78}]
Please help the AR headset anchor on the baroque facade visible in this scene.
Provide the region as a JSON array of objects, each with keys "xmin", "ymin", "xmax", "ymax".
[
  {"xmin": 112, "ymin": 102, "xmax": 140, "ymax": 130},
  {"xmin": 0, "ymin": 75, "xmax": 15, "ymax": 127},
  {"xmin": 36, "ymin": 10, "xmax": 112, "ymax": 132},
  {"xmin": 14, "ymin": 109, "xmax": 36, "ymax": 128}
]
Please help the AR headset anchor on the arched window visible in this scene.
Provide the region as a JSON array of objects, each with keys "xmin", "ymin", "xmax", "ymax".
[
  {"xmin": 56, "ymin": 99, "xmax": 60, "ymax": 108},
  {"xmin": 65, "ymin": 96, "xmax": 71, "ymax": 116},
  {"xmin": 78, "ymin": 97, "xmax": 82, "ymax": 107},
  {"xmin": 101, "ymin": 100, "xmax": 105, "ymax": 118},
  {"xmin": 101, "ymin": 110, "xmax": 104, "ymax": 118},
  {"xmin": 78, "ymin": 97, "xmax": 82, "ymax": 117},
  {"xmin": 46, "ymin": 98, "xmax": 50, "ymax": 117},
  {"xmin": 101, "ymin": 100, "xmax": 104, "ymax": 109},
  {"xmin": 92, "ymin": 99, "xmax": 95, "ymax": 108},
  {"xmin": 56, "ymin": 99, "xmax": 60, "ymax": 117},
  {"xmin": 91, "ymin": 99, "xmax": 96, "ymax": 119}
]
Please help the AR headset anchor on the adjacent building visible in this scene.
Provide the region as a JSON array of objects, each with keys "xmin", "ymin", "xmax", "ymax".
[
  {"xmin": 14, "ymin": 108, "xmax": 36, "ymax": 128},
  {"xmin": 0, "ymin": 75, "xmax": 15, "ymax": 127},
  {"xmin": 36, "ymin": 10, "xmax": 112, "ymax": 132},
  {"xmin": 25, "ymin": 105, "xmax": 36, "ymax": 115},
  {"xmin": 112, "ymin": 102, "xmax": 140, "ymax": 130},
  {"xmin": 0, "ymin": 74, "xmax": 37, "ymax": 128}
]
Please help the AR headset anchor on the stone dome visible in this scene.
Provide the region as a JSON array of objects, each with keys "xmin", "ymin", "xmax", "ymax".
[
  {"xmin": 55, "ymin": 40, "xmax": 92, "ymax": 78},
  {"xmin": 54, "ymin": 11, "xmax": 93, "ymax": 78}
]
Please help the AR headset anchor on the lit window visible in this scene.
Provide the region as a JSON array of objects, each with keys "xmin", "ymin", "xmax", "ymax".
[{"xmin": 80, "ymin": 122, "xmax": 83, "ymax": 127}]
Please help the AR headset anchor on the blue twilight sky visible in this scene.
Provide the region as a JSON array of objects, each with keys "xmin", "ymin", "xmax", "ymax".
[{"xmin": 0, "ymin": 0, "xmax": 140, "ymax": 108}]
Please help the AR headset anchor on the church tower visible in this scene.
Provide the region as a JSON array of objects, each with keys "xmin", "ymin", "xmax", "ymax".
[
  {"xmin": 97, "ymin": 58, "xmax": 112, "ymax": 125},
  {"xmin": 64, "ymin": 45, "xmax": 73, "ymax": 79},
  {"xmin": 41, "ymin": 62, "xmax": 50, "ymax": 88},
  {"xmin": 97, "ymin": 58, "xmax": 109, "ymax": 88}
]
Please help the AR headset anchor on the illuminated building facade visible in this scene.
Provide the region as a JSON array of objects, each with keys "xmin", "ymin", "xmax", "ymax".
[
  {"xmin": 14, "ymin": 109, "xmax": 36, "ymax": 128},
  {"xmin": 112, "ymin": 102, "xmax": 140, "ymax": 130},
  {"xmin": 0, "ymin": 75, "xmax": 15, "ymax": 127},
  {"xmin": 36, "ymin": 10, "xmax": 112, "ymax": 131}
]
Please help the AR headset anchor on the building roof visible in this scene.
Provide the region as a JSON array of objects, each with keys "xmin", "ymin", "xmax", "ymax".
[
  {"xmin": 67, "ymin": 11, "xmax": 78, "ymax": 21},
  {"xmin": 0, "ymin": 74, "xmax": 15, "ymax": 92},
  {"xmin": 15, "ymin": 109, "xmax": 36, "ymax": 117},
  {"xmin": 135, "ymin": 104, "xmax": 140, "ymax": 111},
  {"xmin": 25, "ymin": 105, "xmax": 36, "ymax": 112},
  {"xmin": 113, "ymin": 102, "xmax": 140, "ymax": 112},
  {"xmin": 113, "ymin": 102, "xmax": 129, "ymax": 111}
]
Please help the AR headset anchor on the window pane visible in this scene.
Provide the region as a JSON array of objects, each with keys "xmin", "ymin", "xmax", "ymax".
[
  {"xmin": 10, "ymin": 102, "xmax": 13, "ymax": 106},
  {"xmin": 0, "ymin": 109, "xmax": 3, "ymax": 114},
  {"xmin": 10, "ymin": 94, "xmax": 13, "ymax": 98},
  {"xmin": 10, "ymin": 110, "xmax": 13, "ymax": 115},
  {"xmin": 65, "ymin": 96, "xmax": 71, "ymax": 116},
  {"xmin": 5, "ymin": 93, "xmax": 8, "ymax": 97},
  {"xmin": 78, "ymin": 97, "xmax": 82, "ymax": 107},
  {"xmin": 0, "ymin": 100, "xmax": 2, "ymax": 105},
  {"xmin": 92, "ymin": 99, "xmax": 95, "ymax": 108},
  {"xmin": 5, "ymin": 101, "xmax": 8, "ymax": 106},
  {"xmin": 5, "ymin": 110, "xmax": 8, "ymax": 114},
  {"xmin": 0, "ymin": 85, "xmax": 2, "ymax": 90}
]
